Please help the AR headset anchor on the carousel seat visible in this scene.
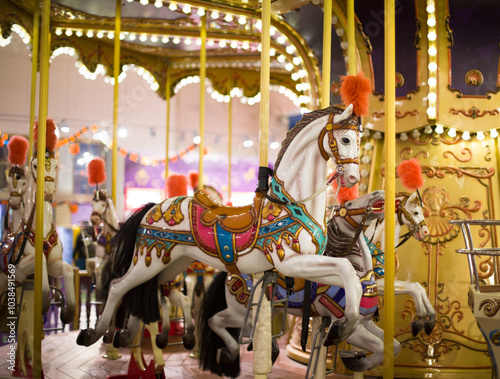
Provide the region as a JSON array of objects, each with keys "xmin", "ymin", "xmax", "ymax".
[{"xmin": 451, "ymin": 219, "xmax": 500, "ymax": 378}]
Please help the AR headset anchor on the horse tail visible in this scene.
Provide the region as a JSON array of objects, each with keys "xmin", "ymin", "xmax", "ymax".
[
  {"xmin": 99, "ymin": 202, "xmax": 162, "ymax": 324},
  {"xmin": 198, "ymin": 271, "xmax": 241, "ymax": 378}
]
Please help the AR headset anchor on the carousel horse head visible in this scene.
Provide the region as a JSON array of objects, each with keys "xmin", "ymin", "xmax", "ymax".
[
  {"xmin": 396, "ymin": 158, "xmax": 429, "ymax": 240},
  {"xmin": 31, "ymin": 118, "xmax": 59, "ymax": 200},
  {"xmin": 87, "ymin": 158, "xmax": 108, "ymax": 226},
  {"xmin": 90, "ymin": 189, "xmax": 111, "ymax": 226},
  {"xmin": 331, "ymin": 190, "xmax": 385, "ymax": 233},
  {"xmin": 6, "ymin": 135, "xmax": 30, "ymax": 210},
  {"xmin": 397, "ymin": 192, "xmax": 429, "ymax": 240}
]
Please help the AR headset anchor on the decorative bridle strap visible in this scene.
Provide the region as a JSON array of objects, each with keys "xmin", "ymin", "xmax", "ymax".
[
  {"xmin": 11, "ymin": 204, "xmax": 36, "ymax": 266},
  {"xmin": 318, "ymin": 113, "xmax": 360, "ymax": 165},
  {"xmin": 256, "ymin": 168, "xmax": 342, "ymax": 206},
  {"xmin": 395, "ymin": 194, "xmax": 426, "ymax": 248}
]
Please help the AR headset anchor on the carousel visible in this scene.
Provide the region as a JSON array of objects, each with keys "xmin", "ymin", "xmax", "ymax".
[{"xmin": 0, "ymin": 0, "xmax": 499, "ymax": 378}]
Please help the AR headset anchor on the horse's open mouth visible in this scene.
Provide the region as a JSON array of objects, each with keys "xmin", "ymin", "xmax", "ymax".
[{"xmin": 372, "ymin": 200, "xmax": 385, "ymax": 212}]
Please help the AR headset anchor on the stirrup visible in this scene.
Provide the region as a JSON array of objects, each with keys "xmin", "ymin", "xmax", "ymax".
[
  {"xmin": 239, "ymin": 270, "xmax": 289, "ymax": 345},
  {"xmin": 305, "ymin": 317, "xmax": 338, "ymax": 379}
]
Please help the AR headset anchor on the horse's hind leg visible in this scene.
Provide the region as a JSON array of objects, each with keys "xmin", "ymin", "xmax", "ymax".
[
  {"xmin": 169, "ymin": 288, "xmax": 195, "ymax": 350},
  {"xmin": 342, "ymin": 320, "xmax": 386, "ymax": 372},
  {"xmin": 156, "ymin": 292, "xmax": 171, "ymax": 349},
  {"xmin": 113, "ymin": 314, "xmax": 143, "ymax": 348},
  {"xmin": 208, "ymin": 307, "xmax": 243, "ymax": 364}
]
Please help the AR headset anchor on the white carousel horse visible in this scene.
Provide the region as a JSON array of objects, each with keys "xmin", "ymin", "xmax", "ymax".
[
  {"xmin": 1, "ymin": 150, "xmax": 76, "ymax": 322},
  {"xmin": 77, "ymin": 104, "xmax": 365, "ymax": 349},
  {"xmin": 87, "ymin": 188, "xmax": 120, "ymax": 283},
  {"xmin": 363, "ymin": 191, "xmax": 435, "ymax": 335},
  {"xmin": 198, "ymin": 190, "xmax": 396, "ymax": 376}
]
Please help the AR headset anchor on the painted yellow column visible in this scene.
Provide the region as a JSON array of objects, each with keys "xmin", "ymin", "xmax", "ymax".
[
  {"xmin": 111, "ymin": 0, "xmax": 121, "ymax": 205},
  {"xmin": 198, "ymin": 15, "xmax": 206, "ymax": 189},
  {"xmin": 28, "ymin": 4, "xmax": 40, "ymax": 161},
  {"xmin": 254, "ymin": 1, "xmax": 272, "ymax": 378},
  {"xmin": 321, "ymin": 0, "xmax": 332, "ymax": 108},
  {"xmin": 383, "ymin": 0, "xmax": 396, "ymax": 378},
  {"xmin": 228, "ymin": 95, "xmax": 232, "ymax": 201},
  {"xmin": 33, "ymin": 0, "xmax": 50, "ymax": 376},
  {"xmin": 165, "ymin": 66, "xmax": 171, "ymax": 197},
  {"xmin": 347, "ymin": 0, "xmax": 356, "ymax": 75}
]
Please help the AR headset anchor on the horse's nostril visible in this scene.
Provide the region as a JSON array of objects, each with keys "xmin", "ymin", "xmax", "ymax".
[{"xmin": 348, "ymin": 175, "xmax": 358, "ymax": 183}]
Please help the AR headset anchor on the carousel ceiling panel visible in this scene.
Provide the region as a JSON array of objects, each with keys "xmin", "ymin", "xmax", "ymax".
[
  {"xmin": 355, "ymin": 0, "xmax": 419, "ymax": 98},
  {"xmin": 448, "ymin": 0, "xmax": 500, "ymax": 98}
]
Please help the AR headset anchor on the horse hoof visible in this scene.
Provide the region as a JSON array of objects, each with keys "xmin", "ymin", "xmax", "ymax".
[
  {"xmin": 271, "ymin": 338, "xmax": 280, "ymax": 364},
  {"xmin": 216, "ymin": 347, "xmax": 238, "ymax": 365},
  {"xmin": 103, "ymin": 331, "xmax": 114, "ymax": 345},
  {"xmin": 324, "ymin": 319, "xmax": 348, "ymax": 346},
  {"xmin": 339, "ymin": 350, "xmax": 367, "ymax": 372},
  {"xmin": 156, "ymin": 333, "xmax": 168, "ymax": 349},
  {"xmin": 411, "ymin": 319, "xmax": 425, "ymax": 337},
  {"xmin": 76, "ymin": 329, "xmax": 95, "ymax": 347},
  {"xmin": 113, "ymin": 329, "xmax": 129, "ymax": 348},
  {"xmin": 182, "ymin": 333, "xmax": 195, "ymax": 351},
  {"xmin": 424, "ymin": 320, "xmax": 435, "ymax": 335},
  {"xmin": 60, "ymin": 308, "xmax": 75, "ymax": 324}
]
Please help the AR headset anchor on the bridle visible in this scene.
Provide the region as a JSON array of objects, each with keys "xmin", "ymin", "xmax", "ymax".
[
  {"xmin": 92, "ymin": 191, "xmax": 119, "ymax": 233},
  {"xmin": 395, "ymin": 193, "xmax": 426, "ymax": 247},
  {"xmin": 258, "ymin": 112, "xmax": 361, "ymax": 206}
]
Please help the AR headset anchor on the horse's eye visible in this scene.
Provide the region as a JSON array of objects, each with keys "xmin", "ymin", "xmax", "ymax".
[
  {"xmin": 341, "ymin": 137, "xmax": 350, "ymax": 144},
  {"xmin": 346, "ymin": 202, "xmax": 351, "ymax": 206},
  {"xmin": 414, "ymin": 211, "xmax": 419, "ymax": 215},
  {"xmin": 15, "ymin": 175, "xmax": 21, "ymax": 180},
  {"xmin": 33, "ymin": 165, "xmax": 37, "ymax": 170}
]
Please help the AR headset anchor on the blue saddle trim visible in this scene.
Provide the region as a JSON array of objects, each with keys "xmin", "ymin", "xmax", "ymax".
[
  {"xmin": 269, "ymin": 177, "xmax": 326, "ymax": 254},
  {"xmin": 365, "ymin": 235, "xmax": 385, "ymax": 279},
  {"xmin": 215, "ymin": 223, "xmax": 235, "ymax": 264},
  {"xmin": 136, "ymin": 226, "xmax": 195, "ymax": 252}
]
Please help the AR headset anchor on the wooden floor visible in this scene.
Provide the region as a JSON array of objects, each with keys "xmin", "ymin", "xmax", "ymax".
[{"xmin": 0, "ymin": 329, "xmax": 353, "ymax": 379}]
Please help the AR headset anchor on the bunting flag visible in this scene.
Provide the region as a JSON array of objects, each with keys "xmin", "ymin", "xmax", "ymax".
[{"xmin": 57, "ymin": 124, "xmax": 209, "ymax": 166}]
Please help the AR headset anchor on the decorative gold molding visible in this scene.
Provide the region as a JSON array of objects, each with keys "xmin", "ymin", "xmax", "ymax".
[
  {"xmin": 449, "ymin": 107, "xmax": 500, "ymax": 119},
  {"xmin": 479, "ymin": 298, "xmax": 500, "ymax": 317},
  {"xmin": 372, "ymin": 110, "xmax": 420, "ymax": 120}
]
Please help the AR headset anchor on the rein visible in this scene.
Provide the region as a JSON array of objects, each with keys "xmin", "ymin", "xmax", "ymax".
[{"xmin": 396, "ymin": 194, "xmax": 426, "ymax": 247}]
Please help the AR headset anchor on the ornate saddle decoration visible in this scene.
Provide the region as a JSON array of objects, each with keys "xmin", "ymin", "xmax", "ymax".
[
  {"xmin": 1, "ymin": 231, "xmax": 23, "ymax": 273},
  {"xmin": 190, "ymin": 189, "xmax": 264, "ymax": 274},
  {"xmin": 160, "ymin": 275, "xmax": 182, "ymax": 297},
  {"xmin": 23, "ymin": 220, "xmax": 59, "ymax": 258},
  {"xmin": 135, "ymin": 226, "xmax": 195, "ymax": 267},
  {"xmin": 97, "ymin": 232, "xmax": 116, "ymax": 255},
  {"xmin": 226, "ymin": 273, "xmax": 253, "ymax": 308},
  {"xmin": 275, "ymin": 273, "xmax": 319, "ymax": 309},
  {"xmin": 146, "ymin": 196, "xmax": 186, "ymax": 226},
  {"xmin": 255, "ymin": 176, "xmax": 326, "ymax": 263},
  {"xmin": 365, "ymin": 235, "xmax": 385, "ymax": 279},
  {"xmin": 319, "ymin": 271, "xmax": 378, "ymax": 317}
]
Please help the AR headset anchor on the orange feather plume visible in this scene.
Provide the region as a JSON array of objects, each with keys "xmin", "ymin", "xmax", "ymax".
[
  {"xmin": 33, "ymin": 118, "xmax": 58, "ymax": 153},
  {"xmin": 166, "ymin": 174, "xmax": 189, "ymax": 197},
  {"xmin": 339, "ymin": 72, "xmax": 372, "ymax": 116},
  {"xmin": 87, "ymin": 158, "xmax": 106, "ymax": 185},
  {"xmin": 331, "ymin": 180, "xmax": 359, "ymax": 203},
  {"xmin": 397, "ymin": 158, "xmax": 424, "ymax": 191},
  {"xmin": 7, "ymin": 136, "xmax": 29, "ymax": 166},
  {"xmin": 188, "ymin": 170, "xmax": 199, "ymax": 190}
]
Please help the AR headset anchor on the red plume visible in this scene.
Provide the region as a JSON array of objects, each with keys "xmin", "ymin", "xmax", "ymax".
[
  {"xmin": 188, "ymin": 170, "xmax": 199, "ymax": 190},
  {"xmin": 7, "ymin": 136, "xmax": 29, "ymax": 166},
  {"xmin": 331, "ymin": 180, "xmax": 359, "ymax": 203},
  {"xmin": 87, "ymin": 158, "xmax": 106, "ymax": 185},
  {"xmin": 339, "ymin": 72, "xmax": 372, "ymax": 116},
  {"xmin": 33, "ymin": 118, "xmax": 58, "ymax": 153},
  {"xmin": 166, "ymin": 174, "xmax": 189, "ymax": 197},
  {"xmin": 397, "ymin": 158, "xmax": 424, "ymax": 191}
]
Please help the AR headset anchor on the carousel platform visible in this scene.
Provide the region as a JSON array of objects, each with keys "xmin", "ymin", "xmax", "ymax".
[{"xmin": 0, "ymin": 329, "xmax": 354, "ymax": 379}]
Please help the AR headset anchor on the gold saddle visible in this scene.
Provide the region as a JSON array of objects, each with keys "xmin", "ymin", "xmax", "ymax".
[{"xmin": 194, "ymin": 189, "xmax": 263, "ymax": 233}]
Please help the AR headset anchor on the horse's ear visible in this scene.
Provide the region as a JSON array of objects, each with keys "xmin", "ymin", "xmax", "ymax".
[
  {"xmin": 408, "ymin": 192, "xmax": 420, "ymax": 206},
  {"xmin": 334, "ymin": 104, "xmax": 353, "ymax": 124}
]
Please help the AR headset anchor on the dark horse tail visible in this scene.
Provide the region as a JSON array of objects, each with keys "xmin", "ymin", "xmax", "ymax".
[
  {"xmin": 198, "ymin": 271, "xmax": 241, "ymax": 378},
  {"xmin": 99, "ymin": 202, "xmax": 161, "ymax": 324}
]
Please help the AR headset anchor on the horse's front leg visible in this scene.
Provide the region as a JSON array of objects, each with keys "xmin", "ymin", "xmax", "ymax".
[
  {"xmin": 168, "ymin": 288, "xmax": 195, "ymax": 350},
  {"xmin": 208, "ymin": 307, "xmax": 243, "ymax": 364},
  {"xmin": 272, "ymin": 251, "xmax": 362, "ymax": 345}
]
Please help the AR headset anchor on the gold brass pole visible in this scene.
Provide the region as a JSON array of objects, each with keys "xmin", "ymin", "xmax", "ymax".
[
  {"xmin": 254, "ymin": 1, "xmax": 272, "ymax": 378},
  {"xmin": 228, "ymin": 95, "xmax": 232, "ymax": 201},
  {"xmin": 33, "ymin": 0, "xmax": 50, "ymax": 376},
  {"xmin": 198, "ymin": 15, "xmax": 206, "ymax": 189},
  {"xmin": 383, "ymin": 0, "xmax": 396, "ymax": 377},
  {"xmin": 347, "ymin": 0, "xmax": 356, "ymax": 75},
  {"xmin": 165, "ymin": 66, "xmax": 171, "ymax": 197},
  {"xmin": 111, "ymin": 0, "xmax": 121, "ymax": 205},
  {"xmin": 321, "ymin": 0, "xmax": 332, "ymax": 108},
  {"xmin": 29, "ymin": 4, "xmax": 40, "ymax": 161}
]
